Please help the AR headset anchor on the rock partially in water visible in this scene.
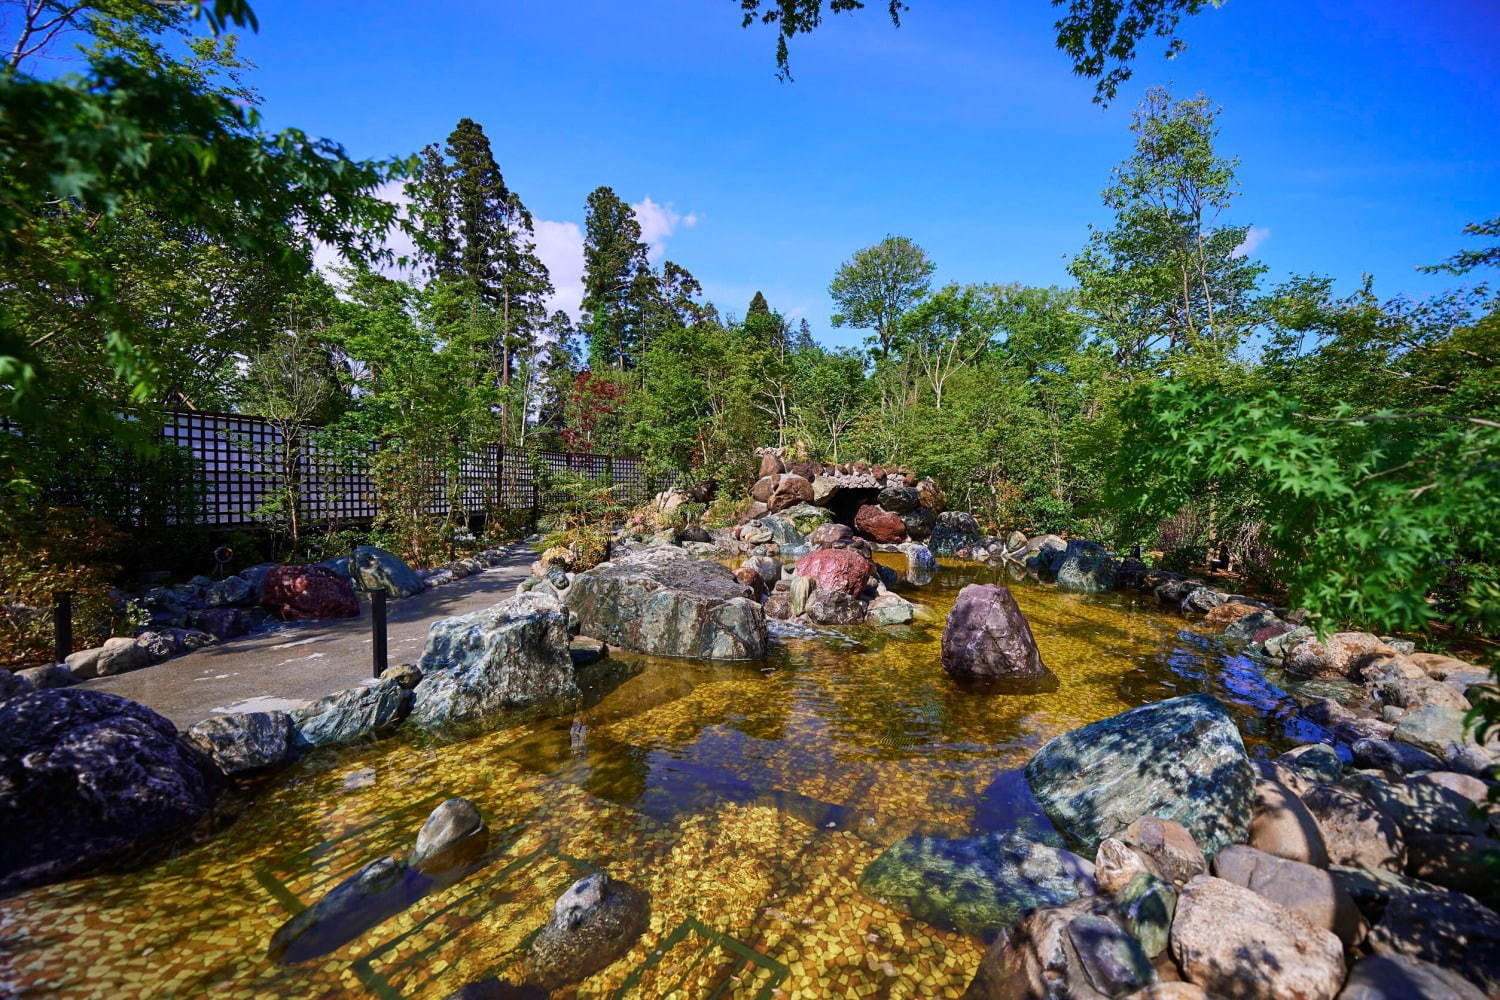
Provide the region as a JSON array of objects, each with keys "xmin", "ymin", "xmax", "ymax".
[
  {"xmin": 267, "ymin": 856, "xmax": 429, "ymax": 964},
  {"xmin": 1392, "ymin": 705, "xmax": 1493, "ymax": 761},
  {"xmin": 444, "ymin": 979, "xmax": 548, "ymax": 1000},
  {"xmin": 1024, "ymin": 695, "xmax": 1254, "ymax": 857},
  {"xmin": 1285, "ymin": 632, "xmax": 1396, "ymax": 679},
  {"xmin": 965, "ymin": 896, "xmax": 1152, "ymax": 1000},
  {"xmin": 805, "ymin": 589, "xmax": 867, "ymax": 625},
  {"xmin": 1170, "ymin": 875, "xmax": 1345, "ymax": 1000},
  {"xmin": 1350, "ymin": 737, "xmax": 1443, "ymax": 776},
  {"xmin": 788, "ymin": 574, "xmax": 817, "ymax": 616},
  {"xmin": 867, "ymin": 593, "xmax": 915, "ymax": 626},
  {"xmin": 291, "ymin": 679, "xmax": 413, "ymax": 750},
  {"xmin": 940, "ymin": 583, "xmax": 1057, "ymax": 691},
  {"xmin": 1036, "ymin": 539, "xmax": 1118, "ymax": 593},
  {"xmin": 351, "ymin": 545, "xmax": 426, "ymax": 599},
  {"xmin": 793, "ymin": 548, "xmax": 874, "ymax": 597},
  {"xmin": 185, "ymin": 710, "xmax": 295, "ymax": 777},
  {"xmin": 563, "ymin": 548, "xmax": 766, "ymax": 660},
  {"xmin": 528, "ymin": 873, "xmax": 649, "ymax": 990},
  {"xmin": 0, "ymin": 689, "xmax": 223, "ymax": 893},
  {"xmin": 900, "ymin": 542, "xmax": 937, "ymax": 586},
  {"xmin": 412, "ymin": 593, "xmax": 578, "ymax": 733},
  {"xmin": 410, "ymin": 797, "xmax": 487, "ymax": 874},
  {"xmin": 858, "ymin": 830, "xmax": 1095, "ymax": 939}
]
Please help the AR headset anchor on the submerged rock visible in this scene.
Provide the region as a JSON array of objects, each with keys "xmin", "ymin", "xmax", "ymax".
[
  {"xmin": 1024, "ymin": 695, "xmax": 1254, "ymax": 857},
  {"xmin": 528, "ymin": 873, "xmax": 649, "ymax": 989},
  {"xmin": 940, "ymin": 583, "xmax": 1057, "ymax": 691},
  {"xmin": 412, "ymin": 592, "xmax": 578, "ymax": 733},
  {"xmin": 563, "ymin": 548, "xmax": 767, "ymax": 660},
  {"xmin": 858, "ymin": 830, "xmax": 1095, "ymax": 939},
  {"xmin": 0, "ymin": 689, "xmax": 223, "ymax": 893},
  {"xmin": 267, "ymin": 856, "xmax": 429, "ymax": 964}
]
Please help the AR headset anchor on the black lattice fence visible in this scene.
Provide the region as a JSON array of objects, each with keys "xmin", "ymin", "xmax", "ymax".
[{"xmin": 10, "ymin": 410, "xmax": 653, "ymax": 529}]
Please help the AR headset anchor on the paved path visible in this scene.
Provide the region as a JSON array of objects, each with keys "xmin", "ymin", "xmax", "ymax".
[{"xmin": 81, "ymin": 544, "xmax": 537, "ymax": 729}]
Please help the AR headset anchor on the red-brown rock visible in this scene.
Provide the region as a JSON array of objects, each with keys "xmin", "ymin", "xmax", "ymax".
[
  {"xmin": 757, "ymin": 452, "xmax": 785, "ymax": 479},
  {"xmin": 767, "ymin": 473, "xmax": 814, "ymax": 513},
  {"xmin": 793, "ymin": 548, "xmax": 874, "ymax": 598},
  {"xmin": 262, "ymin": 565, "xmax": 358, "ymax": 621},
  {"xmin": 854, "ymin": 504, "xmax": 908, "ymax": 544},
  {"xmin": 734, "ymin": 567, "xmax": 767, "ymax": 601},
  {"xmin": 808, "ymin": 523, "xmax": 854, "ymax": 549},
  {"xmin": 1204, "ymin": 602, "xmax": 1259, "ymax": 630},
  {"xmin": 749, "ymin": 475, "xmax": 778, "ymax": 503},
  {"xmin": 940, "ymin": 583, "xmax": 1056, "ymax": 690}
]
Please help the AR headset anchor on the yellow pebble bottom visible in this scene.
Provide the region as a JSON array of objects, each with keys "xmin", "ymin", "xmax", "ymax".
[{"xmin": 0, "ymin": 556, "xmax": 1289, "ymax": 999}]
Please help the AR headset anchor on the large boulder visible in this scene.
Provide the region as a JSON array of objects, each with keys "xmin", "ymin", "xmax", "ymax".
[
  {"xmin": 0, "ymin": 689, "xmax": 223, "ymax": 893},
  {"xmin": 1285, "ymin": 632, "xmax": 1397, "ymax": 679},
  {"xmin": 261, "ymin": 564, "xmax": 358, "ymax": 621},
  {"xmin": 411, "ymin": 592, "xmax": 579, "ymax": 733},
  {"xmin": 1024, "ymin": 695, "xmax": 1254, "ymax": 857},
  {"xmin": 940, "ymin": 583, "xmax": 1056, "ymax": 690},
  {"xmin": 563, "ymin": 547, "xmax": 767, "ymax": 659},
  {"xmin": 793, "ymin": 548, "xmax": 874, "ymax": 597},
  {"xmin": 901, "ymin": 542, "xmax": 937, "ymax": 585},
  {"xmin": 1169, "ymin": 875, "xmax": 1345, "ymax": 1000},
  {"xmin": 854, "ymin": 503, "xmax": 908, "ymax": 543},
  {"xmin": 902, "ymin": 507, "xmax": 937, "ymax": 541},
  {"xmin": 1300, "ymin": 784, "xmax": 1406, "ymax": 872},
  {"xmin": 351, "ymin": 545, "xmax": 426, "ymax": 599},
  {"xmin": 877, "ymin": 485, "xmax": 920, "ymax": 514},
  {"xmin": 1037, "ymin": 539, "xmax": 1118, "ymax": 593},
  {"xmin": 1367, "ymin": 887, "xmax": 1500, "ymax": 994},
  {"xmin": 859, "ymin": 831, "xmax": 1095, "ymax": 939},
  {"xmin": 805, "ymin": 589, "xmax": 867, "ymax": 625},
  {"xmin": 205, "ymin": 574, "xmax": 255, "ymax": 608},
  {"xmin": 778, "ymin": 502, "xmax": 832, "ymax": 537},
  {"xmin": 1337, "ymin": 954, "xmax": 1486, "ymax": 1000}
]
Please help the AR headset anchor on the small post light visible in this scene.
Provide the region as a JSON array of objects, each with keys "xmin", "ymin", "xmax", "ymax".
[
  {"xmin": 53, "ymin": 591, "xmax": 73, "ymax": 664},
  {"xmin": 370, "ymin": 587, "xmax": 388, "ymax": 678}
]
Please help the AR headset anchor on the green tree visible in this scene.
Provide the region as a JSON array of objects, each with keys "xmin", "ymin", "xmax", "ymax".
[
  {"xmin": 829, "ymin": 235, "xmax": 935, "ymax": 363},
  {"xmin": 581, "ymin": 186, "xmax": 651, "ymax": 370},
  {"xmin": 1070, "ymin": 89, "xmax": 1264, "ymax": 374}
]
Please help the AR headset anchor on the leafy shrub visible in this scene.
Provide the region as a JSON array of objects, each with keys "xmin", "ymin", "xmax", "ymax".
[{"xmin": 535, "ymin": 471, "xmax": 628, "ymax": 571}]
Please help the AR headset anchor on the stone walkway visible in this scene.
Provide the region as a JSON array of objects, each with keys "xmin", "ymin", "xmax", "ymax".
[{"xmin": 80, "ymin": 544, "xmax": 536, "ymax": 729}]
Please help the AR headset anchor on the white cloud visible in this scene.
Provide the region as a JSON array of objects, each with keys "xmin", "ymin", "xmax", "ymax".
[
  {"xmin": 533, "ymin": 218, "xmax": 586, "ymax": 319},
  {"xmin": 312, "ymin": 179, "xmax": 420, "ymax": 281},
  {"xmin": 632, "ymin": 196, "xmax": 698, "ymax": 262},
  {"xmin": 1233, "ymin": 225, "xmax": 1271, "ymax": 258}
]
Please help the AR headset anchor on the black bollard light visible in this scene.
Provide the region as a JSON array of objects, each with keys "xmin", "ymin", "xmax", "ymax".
[
  {"xmin": 370, "ymin": 587, "xmax": 388, "ymax": 678},
  {"xmin": 53, "ymin": 591, "xmax": 73, "ymax": 664},
  {"xmin": 1131, "ymin": 543, "xmax": 1142, "ymax": 559}
]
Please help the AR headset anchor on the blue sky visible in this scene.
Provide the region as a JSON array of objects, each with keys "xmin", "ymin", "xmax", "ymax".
[{"xmin": 235, "ymin": 1, "xmax": 1493, "ymax": 347}]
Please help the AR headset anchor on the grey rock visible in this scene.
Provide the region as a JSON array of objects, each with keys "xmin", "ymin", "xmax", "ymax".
[
  {"xmin": 267, "ymin": 855, "xmax": 426, "ymax": 964},
  {"xmin": 185, "ymin": 711, "xmax": 295, "ymax": 776},
  {"xmin": 411, "ymin": 797, "xmax": 487, "ymax": 873},
  {"xmin": 1180, "ymin": 587, "xmax": 1225, "ymax": 614},
  {"xmin": 351, "ymin": 545, "xmax": 425, "ymax": 598},
  {"xmin": 741, "ymin": 555, "xmax": 782, "ymax": 589},
  {"xmin": 563, "ymin": 547, "xmax": 767, "ymax": 660},
  {"xmin": 291, "ymin": 679, "xmax": 413, "ymax": 750},
  {"xmin": 0, "ymin": 668, "xmax": 35, "ymax": 703},
  {"xmin": 205, "ymin": 575, "xmax": 254, "ymax": 607},
  {"xmin": 1036, "ymin": 539, "xmax": 1117, "ymax": 593},
  {"xmin": 1265, "ymin": 625, "xmax": 1316, "ymax": 659},
  {"xmin": 941, "ymin": 583, "xmax": 1057, "ymax": 691},
  {"xmin": 380, "ymin": 663, "xmax": 423, "ymax": 689},
  {"xmin": 1339, "ymin": 770, "xmax": 1486, "ymax": 838},
  {"xmin": 1278, "ymin": 743, "xmax": 1343, "ymax": 785},
  {"xmin": 867, "ymin": 593, "xmax": 915, "ymax": 625},
  {"xmin": 15, "ymin": 663, "xmax": 74, "ymax": 689},
  {"xmin": 1337, "ymin": 953, "xmax": 1486, "ymax": 1000},
  {"xmin": 67, "ymin": 636, "xmax": 152, "ymax": 679},
  {"xmin": 1025, "ymin": 695, "xmax": 1254, "ymax": 857},
  {"xmin": 528, "ymin": 873, "xmax": 649, "ymax": 990},
  {"xmin": 412, "ymin": 592, "xmax": 578, "ymax": 733},
  {"xmin": 1223, "ymin": 609, "xmax": 1289, "ymax": 643},
  {"xmin": 1393, "ymin": 705, "xmax": 1492, "ymax": 760},
  {"xmin": 805, "ymin": 588, "xmax": 867, "ymax": 625},
  {"xmin": 1068, "ymin": 912, "xmax": 1156, "ymax": 996},
  {"xmin": 0, "ymin": 689, "xmax": 222, "ymax": 893},
  {"xmin": 1351, "ymin": 738, "xmax": 1443, "ymax": 776},
  {"xmin": 900, "ymin": 542, "xmax": 937, "ymax": 586},
  {"xmin": 858, "ymin": 830, "xmax": 1095, "ymax": 939}
]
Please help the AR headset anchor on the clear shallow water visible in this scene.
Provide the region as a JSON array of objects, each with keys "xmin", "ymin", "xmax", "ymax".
[{"xmin": 0, "ymin": 556, "xmax": 1308, "ymax": 999}]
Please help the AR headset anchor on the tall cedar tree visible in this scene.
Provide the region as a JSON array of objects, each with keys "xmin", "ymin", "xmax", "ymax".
[
  {"xmin": 410, "ymin": 119, "xmax": 551, "ymax": 438},
  {"xmin": 581, "ymin": 186, "xmax": 651, "ymax": 371}
]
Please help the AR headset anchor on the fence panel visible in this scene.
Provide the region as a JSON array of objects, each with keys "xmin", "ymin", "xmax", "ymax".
[{"xmin": 23, "ymin": 410, "xmax": 653, "ymax": 528}]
